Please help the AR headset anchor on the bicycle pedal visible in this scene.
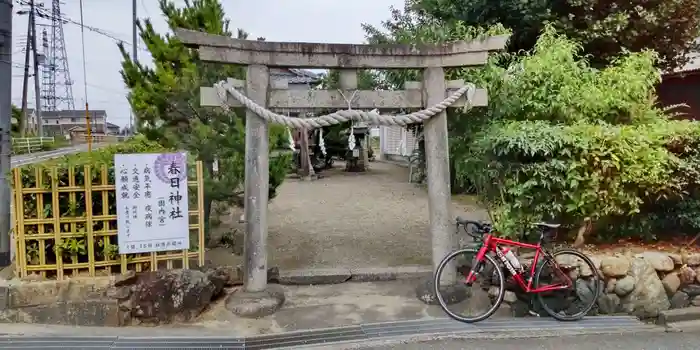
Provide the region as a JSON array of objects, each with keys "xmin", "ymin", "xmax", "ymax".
[{"xmin": 528, "ymin": 310, "xmax": 540, "ymax": 317}]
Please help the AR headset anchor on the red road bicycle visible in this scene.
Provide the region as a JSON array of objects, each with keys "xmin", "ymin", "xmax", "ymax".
[{"xmin": 434, "ymin": 217, "xmax": 601, "ymax": 323}]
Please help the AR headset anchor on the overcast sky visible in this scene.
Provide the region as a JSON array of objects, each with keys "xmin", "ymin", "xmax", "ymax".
[{"xmin": 10, "ymin": 0, "xmax": 404, "ymax": 128}]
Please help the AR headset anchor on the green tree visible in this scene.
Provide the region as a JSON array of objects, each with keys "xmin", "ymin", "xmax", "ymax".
[
  {"xmin": 11, "ymin": 104, "xmax": 21, "ymax": 135},
  {"xmin": 118, "ymin": 0, "xmax": 290, "ymax": 237},
  {"xmin": 413, "ymin": 0, "xmax": 700, "ymax": 70}
]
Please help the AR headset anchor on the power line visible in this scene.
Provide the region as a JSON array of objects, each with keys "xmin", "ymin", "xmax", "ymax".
[
  {"xmin": 16, "ymin": 0, "xmax": 151, "ymax": 56},
  {"xmin": 140, "ymin": 0, "xmax": 150, "ymax": 18}
]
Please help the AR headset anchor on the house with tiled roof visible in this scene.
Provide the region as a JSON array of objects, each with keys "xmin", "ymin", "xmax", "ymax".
[
  {"xmin": 657, "ymin": 39, "xmax": 700, "ymax": 119},
  {"xmin": 270, "ymin": 68, "xmax": 321, "ymax": 87},
  {"xmin": 24, "ymin": 109, "xmax": 110, "ymax": 137}
]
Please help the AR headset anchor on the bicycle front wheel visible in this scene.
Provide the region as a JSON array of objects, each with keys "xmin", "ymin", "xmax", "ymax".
[
  {"xmin": 534, "ymin": 248, "xmax": 602, "ymax": 321},
  {"xmin": 434, "ymin": 249, "xmax": 505, "ymax": 323}
]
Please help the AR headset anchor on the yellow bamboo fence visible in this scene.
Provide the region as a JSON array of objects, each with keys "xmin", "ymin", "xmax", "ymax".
[{"xmin": 12, "ymin": 161, "xmax": 206, "ymax": 280}]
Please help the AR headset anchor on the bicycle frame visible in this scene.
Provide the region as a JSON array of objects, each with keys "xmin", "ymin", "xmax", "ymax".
[{"xmin": 467, "ymin": 234, "xmax": 573, "ymax": 293}]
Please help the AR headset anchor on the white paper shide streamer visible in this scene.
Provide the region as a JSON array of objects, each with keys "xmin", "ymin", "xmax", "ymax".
[
  {"xmin": 319, "ymin": 129, "xmax": 327, "ymax": 156},
  {"xmin": 286, "ymin": 127, "xmax": 295, "ymax": 151},
  {"xmin": 348, "ymin": 125, "xmax": 356, "ymax": 151}
]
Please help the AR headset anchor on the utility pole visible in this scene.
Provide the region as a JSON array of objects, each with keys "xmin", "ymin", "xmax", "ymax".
[
  {"xmin": 19, "ymin": 14, "xmax": 31, "ymax": 137},
  {"xmin": 130, "ymin": 0, "xmax": 137, "ymax": 135},
  {"xmin": 0, "ymin": 0, "xmax": 13, "ymax": 267},
  {"xmin": 30, "ymin": 0, "xmax": 41, "ymax": 137}
]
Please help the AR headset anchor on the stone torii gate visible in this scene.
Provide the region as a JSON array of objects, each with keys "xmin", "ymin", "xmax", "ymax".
[{"xmin": 175, "ymin": 28, "xmax": 507, "ymax": 317}]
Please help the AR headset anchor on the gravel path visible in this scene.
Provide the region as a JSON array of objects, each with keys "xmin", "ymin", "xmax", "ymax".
[{"xmin": 263, "ymin": 161, "xmax": 487, "ymax": 270}]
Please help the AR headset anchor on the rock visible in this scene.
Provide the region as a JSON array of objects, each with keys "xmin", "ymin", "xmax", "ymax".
[
  {"xmin": 662, "ymin": 272, "xmax": 682, "ymax": 295},
  {"xmin": 578, "ymin": 261, "xmax": 593, "ymax": 278},
  {"xmin": 668, "ymin": 253, "xmax": 683, "ymax": 266},
  {"xmin": 231, "ymin": 230, "xmax": 245, "ymax": 255},
  {"xmin": 568, "ymin": 268, "xmax": 580, "ymax": 281},
  {"xmin": 619, "ymin": 258, "xmax": 670, "ymax": 319},
  {"xmin": 199, "ymin": 265, "xmax": 238, "ymax": 294},
  {"xmin": 614, "ymin": 276, "xmax": 636, "ymax": 297},
  {"xmin": 225, "ymin": 284, "xmax": 286, "ymax": 318},
  {"xmin": 682, "ymin": 284, "xmax": 700, "ymax": 297},
  {"xmin": 597, "ymin": 293, "xmax": 621, "ymax": 314},
  {"xmin": 576, "ymin": 278, "xmax": 598, "ymax": 306},
  {"xmin": 590, "ymin": 255, "xmax": 603, "ymax": 269},
  {"xmin": 670, "ymin": 291, "xmax": 691, "ymax": 309},
  {"xmin": 685, "ymin": 253, "xmax": 700, "ymax": 266},
  {"xmin": 679, "ymin": 266, "xmax": 697, "ymax": 285},
  {"xmin": 510, "ymin": 299, "xmax": 531, "ymax": 317},
  {"xmin": 638, "ymin": 252, "xmax": 674, "ymax": 272},
  {"xmin": 504, "ymin": 291, "xmax": 517, "ymax": 304},
  {"xmin": 692, "ymin": 295, "xmax": 700, "ymax": 307},
  {"xmin": 605, "ymin": 278, "xmax": 617, "ymax": 293},
  {"xmin": 555, "ymin": 253, "xmax": 578, "ymax": 267},
  {"xmin": 498, "ymin": 290, "xmax": 517, "ymax": 303},
  {"xmin": 106, "ymin": 285, "xmax": 131, "ymax": 300},
  {"xmin": 600, "ymin": 256, "xmax": 630, "ymax": 277},
  {"xmin": 114, "ymin": 271, "xmax": 137, "ymax": 287},
  {"xmin": 117, "ymin": 269, "xmax": 219, "ymax": 325}
]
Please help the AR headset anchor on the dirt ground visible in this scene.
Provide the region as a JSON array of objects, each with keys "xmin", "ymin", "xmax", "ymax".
[{"xmin": 206, "ymin": 161, "xmax": 488, "ymax": 270}]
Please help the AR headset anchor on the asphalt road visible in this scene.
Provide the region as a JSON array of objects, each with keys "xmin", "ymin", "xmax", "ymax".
[
  {"xmin": 10, "ymin": 143, "xmax": 105, "ymax": 168},
  {"xmin": 372, "ymin": 332, "xmax": 699, "ymax": 349}
]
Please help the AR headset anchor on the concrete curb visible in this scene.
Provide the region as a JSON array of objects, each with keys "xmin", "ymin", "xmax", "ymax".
[
  {"xmin": 277, "ymin": 266, "xmax": 432, "ymax": 285},
  {"xmin": 657, "ymin": 306, "xmax": 700, "ymax": 326},
  {"xmin": 309, "ymin": 327, "xmax": 665, "ymax": 349}
]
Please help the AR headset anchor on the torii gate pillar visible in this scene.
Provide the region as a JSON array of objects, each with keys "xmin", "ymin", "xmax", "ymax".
[
  {"xmin": 423, "ymin": 67, "xmax": 454, "ymax": 284},
  {"xmin": 242, "ymin": 64, "xmax": 271, "ymax": 293}
]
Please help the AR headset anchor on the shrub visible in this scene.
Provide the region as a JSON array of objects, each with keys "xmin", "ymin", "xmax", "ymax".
[
  {"xmin": 456, "ymin": 26, "xmax": 700, "ymax": 239},
  {"xmin": 467, "ymin": 120, "xmax": 700, "ymax": 236}
]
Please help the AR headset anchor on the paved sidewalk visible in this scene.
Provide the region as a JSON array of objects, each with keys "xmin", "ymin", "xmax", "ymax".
[
  {"xmin": 198, "ymin": 278, "xmax": 454, "ymax": 335},
  {"xmin": 0, "ymin": 278, "xmax": 503, "ymax": 337}
]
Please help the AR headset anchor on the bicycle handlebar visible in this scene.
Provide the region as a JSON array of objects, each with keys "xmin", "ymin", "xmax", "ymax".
[{"xmin": 455, "ymin": 216, "xmax": 492, "ymax": 240}]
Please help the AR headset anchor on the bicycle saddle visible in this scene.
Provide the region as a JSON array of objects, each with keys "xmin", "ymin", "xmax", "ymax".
[{"xmin": 535, "ymin": 222, "xmax": 561, "ymax": 229}]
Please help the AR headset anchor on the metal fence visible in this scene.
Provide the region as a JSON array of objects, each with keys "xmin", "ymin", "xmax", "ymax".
[
  {"xmin": 12, "ymin": 137, "xmax": 56, "ymax": 154},
  {"xmin": 11, "ymin": 161, "xmax": 206, "ymax": 279}
]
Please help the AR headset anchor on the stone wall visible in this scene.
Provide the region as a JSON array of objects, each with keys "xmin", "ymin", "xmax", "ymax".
[
  {"xmin": 0, "ymin": 266, "xmax": 236, "ymax": 327},
  {"xmin": 0, "ymin": 276, "xmax": 118, "ymax": 325},
  {"xmin": 595, "ymin": 251, "xmax": 700, "ymax": 317},
  {"xmin": 500, "ymin": 251, "xmax": 700, "ymax": 319}
]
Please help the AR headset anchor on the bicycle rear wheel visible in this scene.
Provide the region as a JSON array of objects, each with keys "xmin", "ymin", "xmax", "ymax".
[
  {"xmin": 434, "ymin": 249, "xmax": 505, "ymax": 323},
  {"xmin": 534, "ymin": 248, "xmax": 601, "ymax": 321}
]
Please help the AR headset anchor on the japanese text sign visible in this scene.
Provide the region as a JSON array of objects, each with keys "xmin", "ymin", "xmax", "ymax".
[{"xmin": 115, "ymin": 152, "xmax": 190, "ymax": 254}]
